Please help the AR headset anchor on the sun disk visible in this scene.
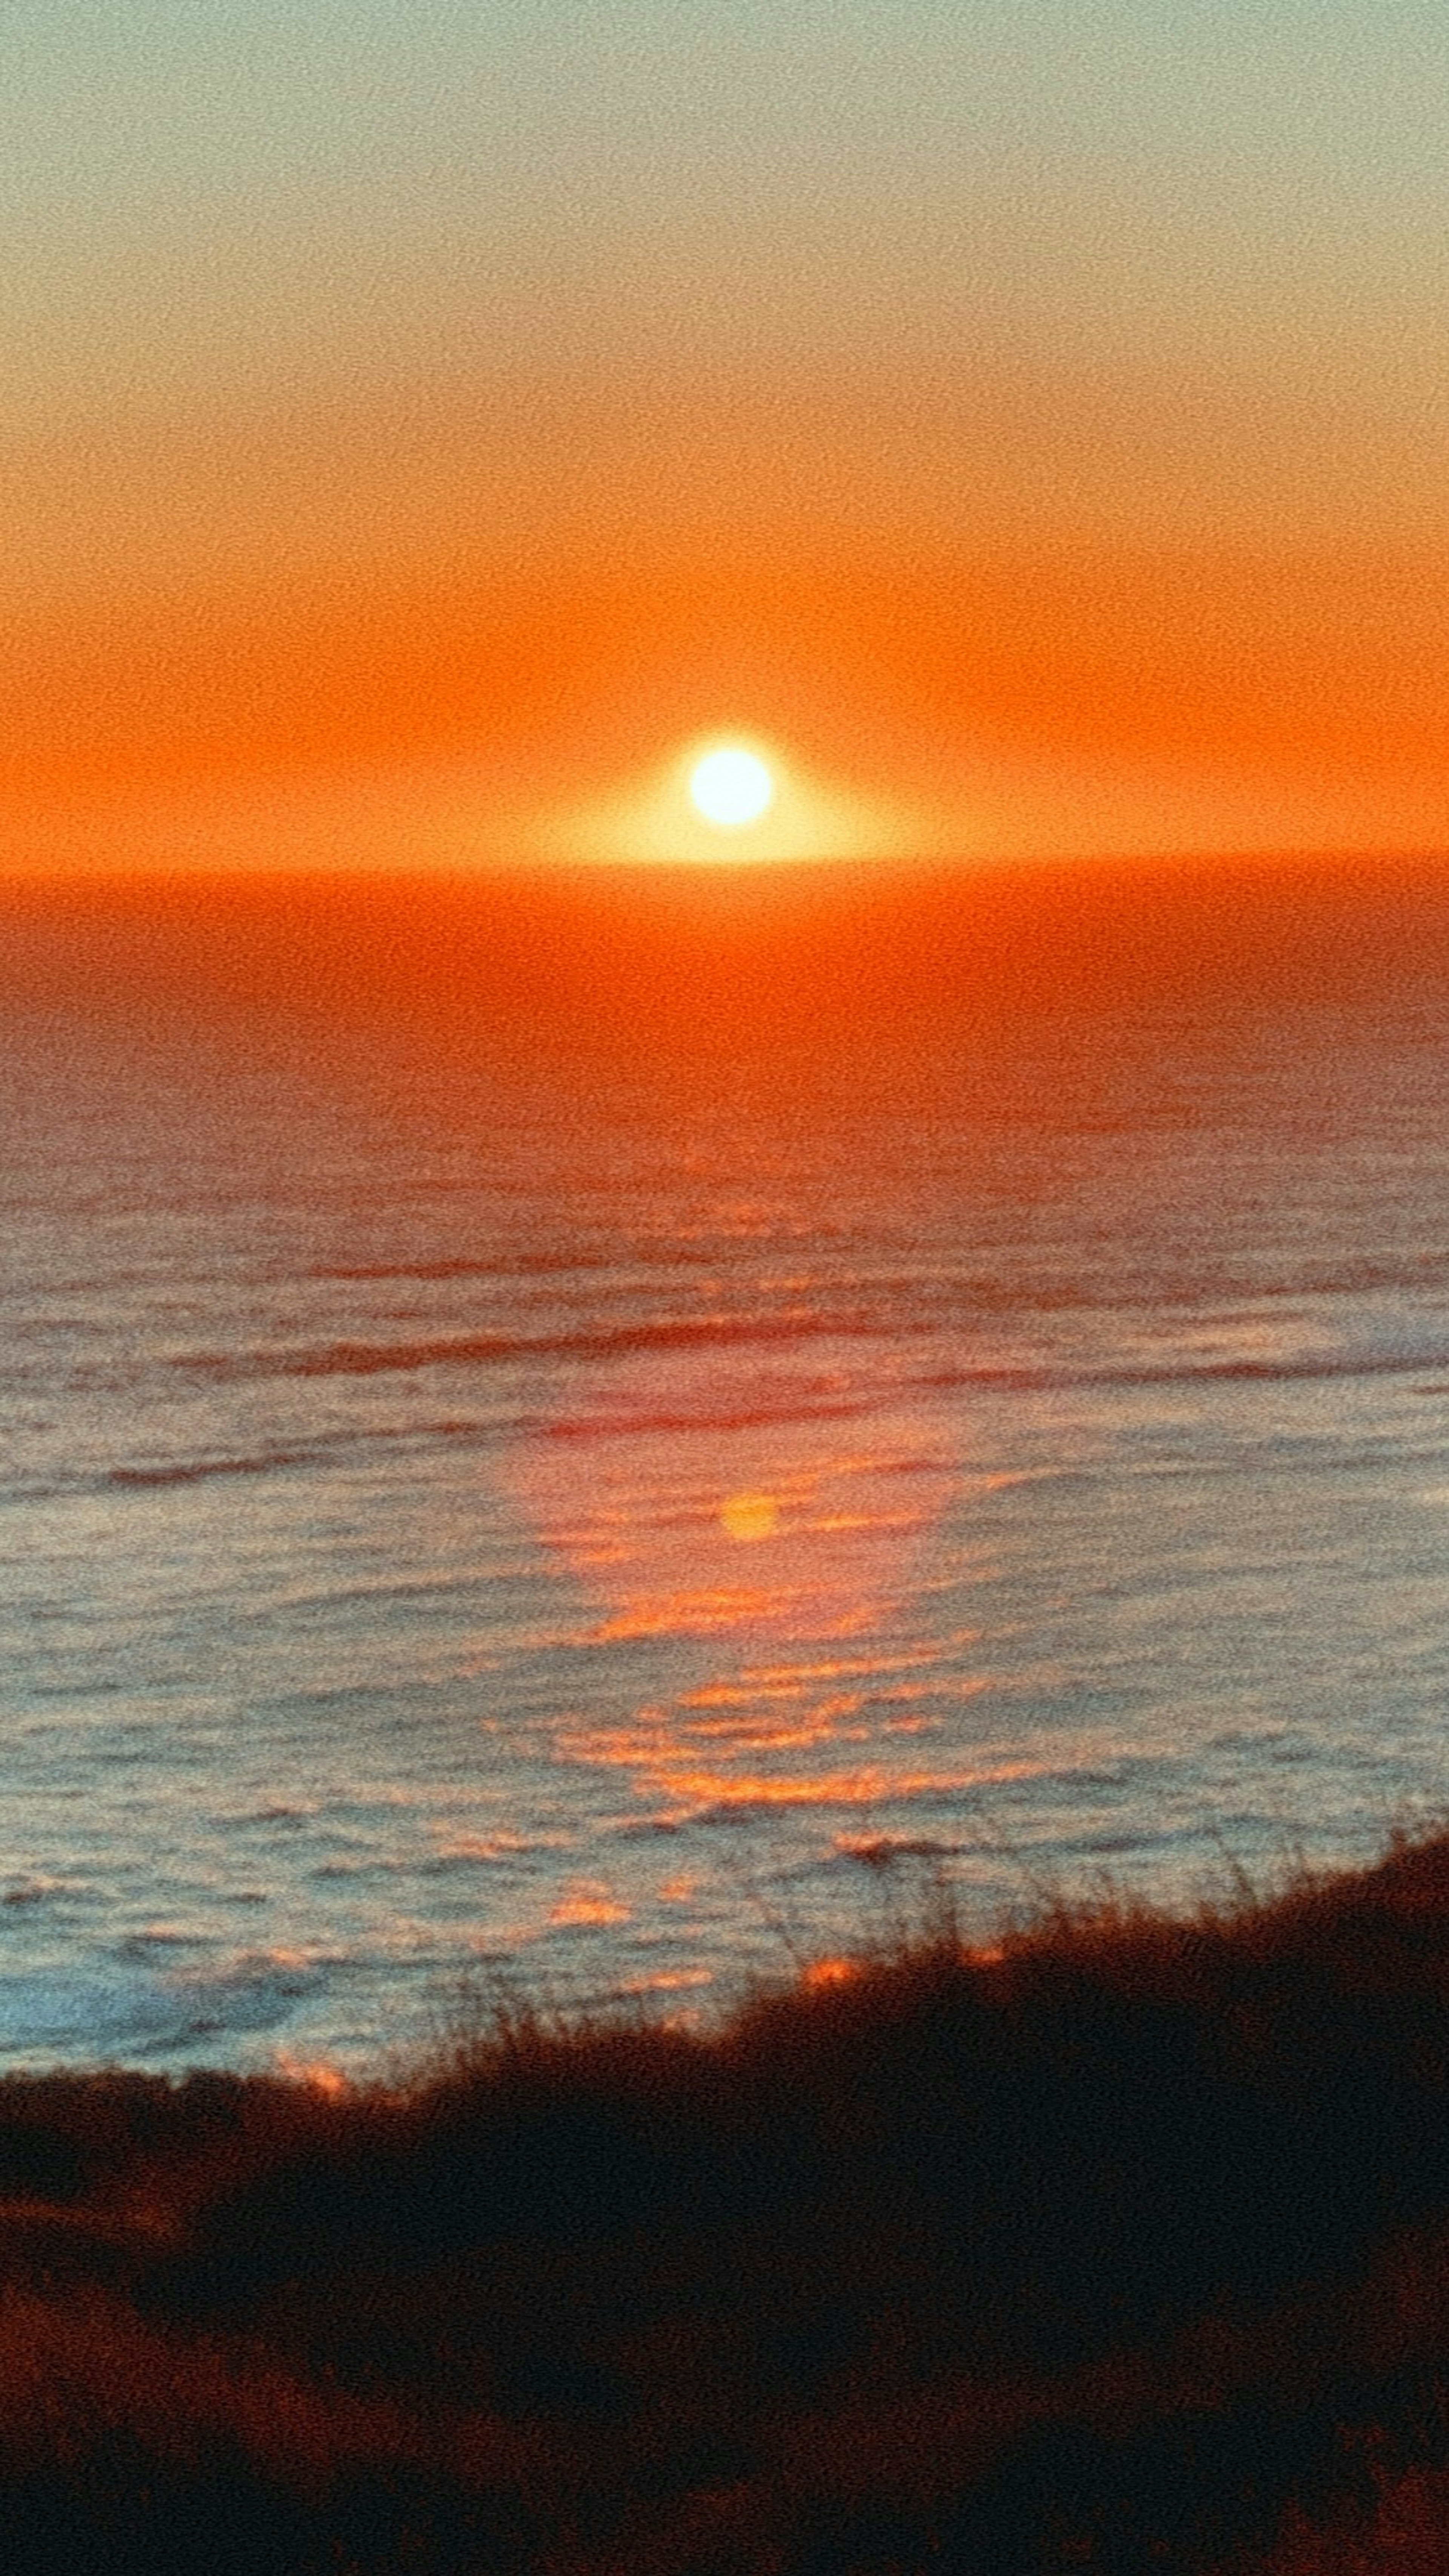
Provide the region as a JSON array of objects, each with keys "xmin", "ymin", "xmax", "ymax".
[{"xmin": 689, "ymin": 746, "xmax": 775, "ymax": 830}]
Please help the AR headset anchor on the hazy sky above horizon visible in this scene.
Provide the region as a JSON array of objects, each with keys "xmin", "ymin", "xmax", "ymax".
[{"xmin": 4, "ymin": 0, "xmax": 1446, "ymax": 868}]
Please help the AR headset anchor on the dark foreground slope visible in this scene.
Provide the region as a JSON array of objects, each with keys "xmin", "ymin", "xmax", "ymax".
[{"xmin": 8, "ymin": 1844, "xmax": 1449, "ymax": 2570}]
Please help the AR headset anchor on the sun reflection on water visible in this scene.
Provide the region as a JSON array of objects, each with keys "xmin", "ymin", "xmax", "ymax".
[
  {"xmin": 510, "ymin": 1351, "xmax": 1004, "ymax": 1824},
  {"xmin": 719, "ymin": 1489, "xmax": 780, "ymax": 1542}
]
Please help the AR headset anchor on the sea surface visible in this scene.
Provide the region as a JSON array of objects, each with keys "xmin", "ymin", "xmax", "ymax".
[{"xmin": 3, "ymin": 861, "xmax": 1449, "ymax": 2074}]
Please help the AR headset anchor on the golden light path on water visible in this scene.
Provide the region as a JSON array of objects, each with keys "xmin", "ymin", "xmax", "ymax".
[{"xmin": 509, "ymin": 1351, "xmax": 1041, "ymax": 1841}]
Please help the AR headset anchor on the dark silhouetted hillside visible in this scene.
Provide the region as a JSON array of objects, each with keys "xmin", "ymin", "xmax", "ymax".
[{"xmin": 7, "ymin": 1835, "xmax": 1449, "ymax": 2567}]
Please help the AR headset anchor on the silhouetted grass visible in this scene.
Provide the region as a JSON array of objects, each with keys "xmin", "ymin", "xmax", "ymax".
[{"xmin": 9, "ymin": 1836, "xmax": 1449, "ymax": 2568}]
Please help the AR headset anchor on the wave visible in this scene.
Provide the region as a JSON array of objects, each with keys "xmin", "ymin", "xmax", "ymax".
[
  {"xmin": 0, "ymin": 1946, "xmax": 331, "ymax": 2066},
  {"xmin": 107, "ymin": 1447, "xmax": 321, "ymax": 1490},
  {"xmin": 303, "ymin": 1242, "xmax": 902, "ymax": 1287},
  {"xmin": 920, "ymin": 1343, "xmax": 1449, "ymax": 1393},
  {"xmin": 305, "ymin": 1250, "xmax": 621, "ymax": 1284},
  {"xmin": 170, "ymin": 1309, "xmax": 881, "ymax": 1383},
  {"xmin": 157, "ymin": 1317, "xmax": 1449, "ymax": 1397},
  {"xmin": 541, "ymin": 1393, "xmax": 878, "ymax": 1441},
  {"xmin": 2, "ymin": 1415, "xmax": 500, "ymax": 1509},
  {"xmin": 1099, "ymin": 1348, "xmax": 1449, "ymax": 1388},
  {"xmin": 834, "ymin": 1834, "xmax": 962, "ymax": 1865}
]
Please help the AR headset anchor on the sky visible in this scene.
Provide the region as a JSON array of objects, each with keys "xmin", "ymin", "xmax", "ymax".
[{"xmin": 3, "ymin": 0, "xmax": 1446, "ymax": 871}]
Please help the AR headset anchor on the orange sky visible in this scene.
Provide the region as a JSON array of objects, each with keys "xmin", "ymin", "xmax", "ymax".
[{"xmin": 3, "ymin": 0, "xmax": 1446, "ymax": 872}]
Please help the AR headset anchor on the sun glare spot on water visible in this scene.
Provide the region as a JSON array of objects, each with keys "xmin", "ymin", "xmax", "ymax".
[
  {"xmin": 720, "ymin": 1490, "xmax": 780, "ymax": 1542},
  {"xmin": 689, "ymin": 745, "xmax": 774, "ymax": 829},
  {"xmin": 804, "ymin": 1956, "xmax": 860, "ymax": 1990},
  {"xmin": 549, "ymin": 1884, "xmax": 632, "ymax": 1928},
  {"xmin": 271, "ymin": 2053, "xmax": 349, "ymax": 2096}
]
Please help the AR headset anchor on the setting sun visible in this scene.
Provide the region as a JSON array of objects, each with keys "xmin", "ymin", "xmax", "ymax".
[
  {"xmin": 689, "ymin": 747, "xmax": 775, "ymax": 831},
  {"xmin": 543, "ymin": 734, "xmax": 926, "ymax": 866}
]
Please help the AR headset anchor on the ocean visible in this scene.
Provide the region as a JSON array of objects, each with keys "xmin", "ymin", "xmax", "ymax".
[{"xmin": 3, "ymin": 857, "xmax": 1449, "ymax": 2073}]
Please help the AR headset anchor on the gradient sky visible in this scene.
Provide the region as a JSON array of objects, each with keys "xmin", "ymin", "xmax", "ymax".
[{"xmin": 4, "ymin": 0, "xmax": 1446, "ymax": 869}]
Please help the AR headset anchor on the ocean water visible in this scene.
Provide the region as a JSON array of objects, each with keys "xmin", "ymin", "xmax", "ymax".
[{"xmin": 3, "ymin": 863, "xmax": 1449, "ymax": 2073}]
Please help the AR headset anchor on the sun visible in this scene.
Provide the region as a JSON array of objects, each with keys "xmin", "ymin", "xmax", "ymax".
[
  {"xmin": 541, "ymin": 729, "xmax": 929, "ymax": 864},
  {"xmin": 688, "ymin": 745, "xmax": 775, "ymax": 830}
]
